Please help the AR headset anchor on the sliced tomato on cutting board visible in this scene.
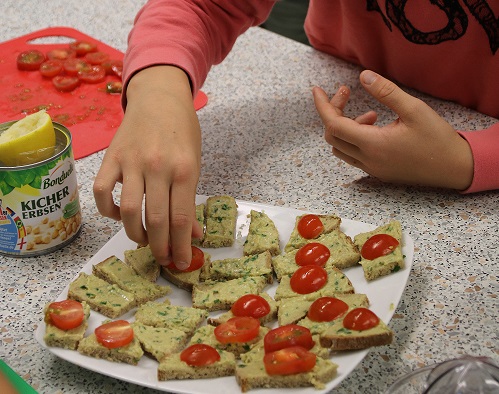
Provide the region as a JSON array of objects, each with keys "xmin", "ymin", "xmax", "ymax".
[{"xmin": 0, "ymin": 27, "xmax": 208, "ymax": 160}]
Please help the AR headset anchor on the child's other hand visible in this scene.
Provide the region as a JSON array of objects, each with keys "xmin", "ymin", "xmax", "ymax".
[{"xmin": 312, "ymin": 70, "xmax": 473, "ymax": 190}]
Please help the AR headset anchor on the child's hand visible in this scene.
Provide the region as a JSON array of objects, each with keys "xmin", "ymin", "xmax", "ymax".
[
  {"xmin": 312, "ymin": 70, "xmax": 473, "ymax": 190},
  {"xmin": 93, "ymin": 66, "xmax": 203, "ymax": 269}
]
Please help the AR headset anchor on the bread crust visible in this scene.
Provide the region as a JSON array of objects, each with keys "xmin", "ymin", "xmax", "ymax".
[{"xmin": 319, "ymin": 330, "xmax": 393, "ymax": 350}]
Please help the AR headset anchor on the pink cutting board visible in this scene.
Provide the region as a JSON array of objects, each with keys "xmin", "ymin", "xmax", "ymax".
[{"xmin": 0, "ymin": 27, "xmax": 208, "ymax": 160}]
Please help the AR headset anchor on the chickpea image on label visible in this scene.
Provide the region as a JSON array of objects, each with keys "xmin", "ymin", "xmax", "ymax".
[{"xmin": 24, "ymin": 211, "xmax": 82, "ymax": 251}]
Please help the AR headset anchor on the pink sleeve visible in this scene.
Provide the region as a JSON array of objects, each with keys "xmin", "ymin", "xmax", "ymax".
[
  {"xmin": 122, "ymin": 0, "xmax": 275, "ymax": 104},
  {"xmin": 458, "ymin": 123, "xmax": 499, "ymax": 193}
]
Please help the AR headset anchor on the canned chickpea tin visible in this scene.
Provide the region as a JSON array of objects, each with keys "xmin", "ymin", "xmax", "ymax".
[{"xmin": 0, "ymin": 121, "xmax": 82, "ymax": 257}]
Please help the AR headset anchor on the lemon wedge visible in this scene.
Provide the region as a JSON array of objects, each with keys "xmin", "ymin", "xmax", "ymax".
[{"xmin": 0, "ymin": 110, "xmax": 56, "ymax": 166}]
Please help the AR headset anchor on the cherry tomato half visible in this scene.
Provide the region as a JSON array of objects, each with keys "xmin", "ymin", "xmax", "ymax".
[
  {"xmin": 343, "ymin": 308, "xmax": 380, "ymax": 331},
  {"xmin": 46, "ymin": 48, "xmax": 76, "ymax": 61},
  {"xmin": 106, "ymin": 81, "xmax": 123, "ymax": 95},
  {"xmin": 307, "ymin": 297, "xmax": 349, "ymax": 322},
  {"xmin": 263, "ymin": 346, "xmax": 316, "ymax": 376},
  {"xmin": 295, "ymin": 242, "xmax": 330, "ymax": 267},
  {"xmin": 39, "ymin": 60, "xmax": 63, "ymax": 78},
  {"xmin": 47, "ymin": 299, "xmax": 84, "ymax": 330},
  {"xmin": 361, "ymin": 234, "xmax": 399, "ymax": 260},
  {"xmin": 102, "ymin": 59, "xmax": 123, "ymax": 75},
  {"xmin": 231, "ymin": 294, "xmax": 271, "ymax": 319},
  {"xmin": 69, "ymin": 40, "xmax": 98, "ymax": 56},
  {"xmin": 167, "ymin": 246, "xmax": 205, "ymax": 272},
  {"xmin": 95, "ymin": 320, "xmax": 134, "ymax": 349},
  {"xmin": 263, "ymin": 324, "xmax": 314, "ymax": 353},
  {"xmin": 16, "ymin": 50, "xmax": 46, "ymax": 71},
  {"xmin": 63, "ymin": 58, "xmax": 90, "ymax": 76},
  {"xmin": 77, "ymin": 64, "xmax": 106, "ymax": 84},
  {"xmin": 290, "ymin": 265, "xmax": 327, "ymax": 294},
  {"xmin": 214, "ymin": 316, "xmax": 260, "ymax": 344},
  {"xmin": 52, "ymin": 75, "xmax": 80, "ymax": 92},
  {"xmin": 111, "ymin": 62, "xmax": 123, "ymax": 79},
  {"xmin": 297, "ymin": 214, "xmax": 324, "ymax": 239},
  {"xmin": 180, "ymin": 344, "xmax": 220, "ymax": 366},
  {"xmin": 84, "ymin": 51, "xmax": 110, "ymax": 65}
]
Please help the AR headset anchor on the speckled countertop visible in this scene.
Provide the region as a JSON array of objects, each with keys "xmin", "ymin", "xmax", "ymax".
[{"xmin": 0, "ymin": 1, "xmax": 498, "ymax": 393}]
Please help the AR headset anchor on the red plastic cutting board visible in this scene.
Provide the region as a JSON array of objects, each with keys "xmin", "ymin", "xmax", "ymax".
[{"xmin": 0, "ymin": 27, "xmax": 208, "ymax": 160}]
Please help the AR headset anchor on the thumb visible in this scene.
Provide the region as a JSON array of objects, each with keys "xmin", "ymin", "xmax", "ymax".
[{"xmin": 360, "ymin": 70, "xmax": 419, "ymax": 120}]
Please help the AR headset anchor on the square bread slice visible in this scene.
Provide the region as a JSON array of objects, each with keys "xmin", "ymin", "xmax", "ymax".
[
  {"xmin": 189, "ymin": 324, "xmax": 269, "ymax": 359},
  {"xmin": 160, "ymin": 250, "xmax": 211, "ymax": 292},
  {"xmin": 123, "ymin": 244, "xmax": 160, "ymax": 282},
  {"xmin": 277, "ymin": 293, "xmax": 369, "ymax": 326},
  {"xmin": 318, "ymin": 229, "xmax": 360, "ymax": 269},
  {"xmin": 131, "ymin": 321, "xmax": 189, "ymax": 362},
  {"xmin": 43, "ymin": 301, "xmax": 91, "ymax": 350},
  {"xmin": 208, "ymin": 292, "xmax": 278, "ymax": 326},
  {"xmin": 192, "ymin": 203, "xmax": 206, "ymax": 246},
  {"xmin": 243, "ymin": 210, "xmax": 280, "ymax": 256},
  {"xmin": 192, "ymin": 276, "xmax": 268, "ymax": 311},
  {"xmin": 274, "ymin": 267, "xmax": 354, "ymax": 301},
  {"xmin": 354, "ymin": 220, "xmax": 404, "ymax": 281},
  {"xmin": 199, "ymin": 251, "xmax": 273, "ymax": 284},
  {"xmin": 77, "ymin": 332, "xmax": 144, "ymax": 365},
  {"xmin": 92, "ymin": 256, "xmax": 171, "ymax": 304},
  {"xmin": 284, "ymin": 214, "xmax": 341, "ymax": 252},
  {"xmin": 68, "ymin": 272, "xmax": 136, "ymax": 319},
  {"xmin": 134, "ymin": 301, "xmax": 208, "ymax": 335},
  {"xmin": 158, "ymin": 348, "xmax": 236, "ymax": 381},
  {"xmin": 236, "ymin": 346, "xmax": 337, "ymax": 392},
  {"xmin": 203, "ymin": 195, "xmax": 238, "ymax": 248},
  {"xmin": 319, "ymin": 316, "xmax": 393, "ymax": 350}
]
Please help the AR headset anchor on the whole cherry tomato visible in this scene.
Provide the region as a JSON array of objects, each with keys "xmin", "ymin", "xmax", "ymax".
[
  {"xmin": 361, "ymin": 234, "xmax": 399, "ymax": 260},
  {"xmin": 167, "ymin": 246, "xmax": 205, "ymax": 272},
  {"xmin": 46, "ymin": 299, "xmax": 84, "ymax": 330},
  {"xmin": 95, "ymin": 320, "xmax": 134, "ymax": 349},
  {"xmin": 180, "ymin": 344, "xmax": 220, "ymax": 366},
  {"xmin": 295, "ymin": 242, "xmax": 330, "ymax": 267},
  {"xmin": 307, "ymin": 297, "xmax": 349, "ymax": 322},
  {"xmin": 214, "ymin": 316, "xmax": 260, "ymax": 344},
  {"xmin": 297, "ymin": 214, "xmax": 324, "ymax": 239},
  {"xmin": 231, "ymin": 294, "xmax": 271, "ymax": 319},
  {"xmin": 263, "ymin": 346, "xmax": 316, "ymax": 376},
  {"xmin": 264, "ymin": 324, "xmax": 314, "ymax": 353},
  {"xmin": 290, "ymin": 265, "xmax": 327, "ymax": 294},
  {"xmin": 343, "ymin": 308, "xmax": 380, "ymax": 331}
]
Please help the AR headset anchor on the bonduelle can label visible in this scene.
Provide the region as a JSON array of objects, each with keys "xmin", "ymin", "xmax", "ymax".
[{"xmin": 0, "ymin": 121, "xmax": 82, "ymax": 257}]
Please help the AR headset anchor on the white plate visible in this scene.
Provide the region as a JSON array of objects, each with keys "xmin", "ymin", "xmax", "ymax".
[{"xmin": 35, "ymin": 196, "xmax": 414, "ymax": 394}]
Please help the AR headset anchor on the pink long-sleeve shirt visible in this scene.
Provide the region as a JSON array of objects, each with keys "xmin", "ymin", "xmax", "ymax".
[{"xmin": 123, "ymin": 0, "xmax": 498, "ymax": 193}]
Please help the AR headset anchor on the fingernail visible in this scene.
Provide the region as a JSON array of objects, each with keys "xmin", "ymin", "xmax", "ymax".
[
  {"xmin": 157, "ymin": 258, "xmax": 171, "ymax": 267},
  {"xmin": 362, "ymin": 70, "xmax": 377, "ymax": 85},
  {"xmin": 175, "ymin": 261, "xmax": 190, "ymax": 270}
]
